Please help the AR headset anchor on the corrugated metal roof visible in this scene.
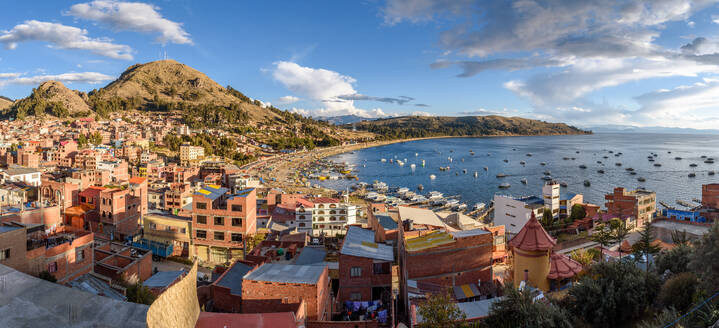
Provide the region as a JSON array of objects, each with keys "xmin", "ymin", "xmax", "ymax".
[
  {"xmin": 142, "ymin": 270, "xmax": 184, "ymax": 288},
  {"xmin": 294, "ymin": 247, "xmax": 326, "ymax": 265},
  {"xmin": 450, "ymin": 229, "xmax": 489, "ymax": 238},
  {"xmin": 243, "ymin": 263, "xmax": 325, "ymax": 284},
  {"xmin": 68, "ymin": 273, "xmax": 127, "ymax": 301},
  {"xmin": 216, "ymin": 262, "xmax": 253, "ymax": 295},
  {"xmin": 194, "ymin": 184, "xmax": 228, "ymax": 201},
  {"xmin": 376, "ymin": 214, "xmax": 398, "ymax": 230},
  {"xmin": 340, "ymin": 226, "xmax": 394, "ymax": 261},
  {"xmin": 405, "ymin": 230, "xmax": 455, "ymax": 252},
  {"xmin": 453, "ymin": 283, "xmax": 481, "ymax": 300}
]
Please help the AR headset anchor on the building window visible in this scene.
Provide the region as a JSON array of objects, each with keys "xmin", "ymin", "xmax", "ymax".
[
  {"xmin": 196, "ymin": 202, "xmax": 207, "ymax": 209},
  {"xmin": 231, "ymin": 233, "xmax": 242, "ymax": 242},
  {"xmin": 214, "ymin": 232, "xmax": 225, "ymax": 240},
  {"xmin": 373, "ymin": 262, "xmax": 390, "ymax": 274},
  {"xmin": 76, "ymin": 248, "xmax": 85, "ymax": 262},
  {"xmin": 232, "ymin": 218, "xmax": 242, "ymax": 227},
  {"xmin": 48, "ymin": 262, "xmax": 58, "ymax": 273},
  {"xmin": 149, "ymin": 222, "xmax": 157, "ymax": 230},
  {"xmin": 180, "ymin": 228, "xmax": 186, "ymax": 234},
  {"xmin": 196, "ymin": 230, "xmax": 207, "ymax": 239},
  {"xmin": 350, "ymin": 293, "xmax": 362, "ymax": 301},
  {"xmin": 350, "ymin": 267, "xmax": 362, "ymax": 277},
  {"xmin": 231, "ymin": 204, "xmax": 243, "ymax": 212},
  {"xmin": 299, "ymin": 223, "xmax": 305, "ymax": 227},
  {"xmin": 0, "ymin": 248, "xmax": 9, "ymax": 261},
  {"xmin": 214, "ymin": 216, "xmax": 224, "ymax": 225},
  {"xmin": 196, "ymin": 215, "xmax": 207, "ymax": 224}
]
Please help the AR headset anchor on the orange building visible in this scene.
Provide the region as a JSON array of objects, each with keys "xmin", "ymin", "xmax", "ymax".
[{"xmin": 604, "ymin": 187, "xmax": 656, "ymax": 228}]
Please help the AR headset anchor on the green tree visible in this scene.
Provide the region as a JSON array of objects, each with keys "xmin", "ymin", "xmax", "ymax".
[
  {"xmin": 126, "ymin": 282, "xmax": 156, "ymax": 305},
  {"xmin": 564, "ymin": 260, "xmax": 661, "ymax": 327},
  {"xmin": 570, "ymin": 248, "xmax": 594, "ymax": 267},
  {"xmin": 482, "ymin": 287, "xmax": 573, "ymax": 328},
  {"xmin": 541, "ymin": 208, "xmax": 554, "ymax": 227},
  {"xmin": 78, "ymin": 134, "xmax": 88, "ymax": 148},
  {"xmin": 632, "ymin": 224, "xmax": 661, "ymax": 270},
  {"xmin": 655, "ymin": 244, "xmax": 692, "ymax": 275},
  {"xmin": 611, "ymin": 219, "xmax": 632, "ymax": 260},
  {"xmin": 416, "ymin": 292, "xmax": 466, "ymax": 328},
  {"xmin": 590, "ymin": 222, "xmax": 614, "ymax": 260},
  {"xmin": 658, "ymin": 272, "xmax": 698, "ymax": 313},
  {"xmin": 568, "ymin": 204, "xmax": 586, "ymax": 221},
  {"xmin": 689, "ymin": 221, "xmax": 719, "ymax": 294},
  {"xmin": 38, "ymin": 270, "xmax": 57, "ymax": 283}
]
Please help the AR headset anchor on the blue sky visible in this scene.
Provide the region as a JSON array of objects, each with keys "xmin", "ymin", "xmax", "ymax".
[{"xmin": 2, "ymin": 1, "xmax": 719, "ymax": 129}]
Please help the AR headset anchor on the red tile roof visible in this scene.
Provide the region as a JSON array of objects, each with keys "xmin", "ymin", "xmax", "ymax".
[
  {"xmin": 547, "ymin": 252, "xmax": 583, "ymax": 280},
  {"xmin": 508, "ymin": 212, "xmax": 556, "ymax": 251},
  {"xmin": 128, "ymin": 177, "xmax": 146, "ymax": 184},
  {"xmin": 312, "ymin": 197, "xmax": 339, "ymax": 204}
]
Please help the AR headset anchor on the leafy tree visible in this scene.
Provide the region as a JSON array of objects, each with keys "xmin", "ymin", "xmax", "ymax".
[
  {"xmin": 482, "ymin": 287, "xmax": 573, "ymax": 328},
  {"xmin": 416, "ymin": 292, "xmax": 466, "ymax": 328},
  {"xmin": 590, "ymin": 222, "xmax": 614, "ymax": 260},
  {"xmin": 658, "ymin": 272, "xmax": 698, "ymax": 313},
  {"xmin": 38, "ymin": 270, "xmax": 57, "ymax": 283},
  {"xmin": 688, "ymin": 221, "xmax": 719, "ymax": 294},
  {"xmin": 541, "ymin": 208, "xmax": 554, "ymax": 227},
  {"xmin": 612, "ymin": 219, "xmax": 632, "ymax": 260},
  {"xmin": 570, "ymin": 248, "xmax": 594, "ymax": 267},
  {"xmin": 126, "ymin": 282, "xmax": 156, "ymax": 305},
  {"xmin": 564, "ymin": 260, "xmax": 661, "ymax": 327},
  {"xmin": 632, "ymin": 224, "xmax": 661, "ymax": 270},
  {"xmin": 78, "ymin": 134, "xmax": 88, "ymax": 148},
  {"xmin": 568, "ymin": 204, "xmax": 586, "ymax": 221},
  {"xmin": 655, "ymin": 244, "xmax": 692, "ymax": 275}
]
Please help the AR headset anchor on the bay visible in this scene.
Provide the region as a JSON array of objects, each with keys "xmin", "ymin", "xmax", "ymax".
[{"xmin": 318, "ymin": 133, "xmax": 719, "ymax": 208}]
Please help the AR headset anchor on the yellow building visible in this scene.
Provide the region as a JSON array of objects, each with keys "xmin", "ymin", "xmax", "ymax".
[
  {"xmin": 509, "ymin": 213, "xmax": 582, "ymax": 292},
  {"xmin": 143, "ymin": 214, "xmax": 193, "ymax": 258}
]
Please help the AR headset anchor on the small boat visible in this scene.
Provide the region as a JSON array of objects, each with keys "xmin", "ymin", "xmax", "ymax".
[
  {"xmin": 598, "ymin": 169, "xmax": 605, "ymax": 174},
  {"xmin": 473, "ymin": 203, "xmax": 486, "ymax": 211},
  {"xmin": 417, "ymin": 184, "xmax": 424, "ymax": 190},
  {"xmin": 463, "ymin": 169, "xmax": 467, "ymax": 174},
  {"xmin": 689, "ymin": 173, "xmax": 696, "ymax": 177},
  {"xmin": 654, "ymin": 163, "xmax": 661, "ymax": 167},
  {"xmin": 381, "ymin": 158, "xmax": 387, "ymax": 162},
  {"xmin": 563, "ymin": 157, "xmax": 570, "ymax": 160},
  {"xmin": 415, "ymin": 153, "xmax": 419, "ymax": 157},
  {"xmin": 540, "ymin": 162, "xmax": 547, "ymax": 166},
  {"xmin": 543, "ymin": 170, "xmax": 551, "ymax": 175},
  {"xmin": 630, "ymin": 172, "xmax": 637, "ymax": 175},
  {"xmin": 473, "ymin": 171, "xmax": 478, "ymax": 178},
  {"xmin": 705, "ymin": 160, "xmax": 715, "ymax": 164},
  {"xmin": 520, "ymin": 161, "xmax": 526, "ymax": 165},
  {"xmin": 615, "ymin": 163, "xmax": 622, "ymax": 166},
  {"xmin": 597, "ymin": 161, "xmax": 602, "ymax": 164},
  {"xmin": 702, "ymin": 155, "xmax": 708, "ymax": 159},
  {"xmin": 609, "ymin": 150, "xmax": 614, "ymax": 153},
  {"xmin": 675, "ymin": 157, "xmax": 682, "ymax": 160},
  {"xmin": 603, "ymin": 156, "xmax": 609, "ymax": 159},
  {"xmin": 542, "ymin": 176, "xmax": 553, "ymax": 181},
  {"xmin": 626, "ymin": 168, "xmax": 634, "ymax": 171},
  {"xmin": 526, "ymin": 153, "xmax": 532, "ymax": 157},
  {"xmin": 410, "ymin": 164, "xmax": 416, "ymax": 169},
  {"xmin": 496, "ymin": 173, "xmax": 508, "ymax": 178},
  {"xmin": 397, "ymin": 187, "xmax": 410, "ymax": 194},
  {"xmin": 503, "ymin": 159, "xmax": 509, "ymax": 163},
  {"xmin": 483, "ymin": 167, "xmax": 489, "ymax": 171},
  {"xmin": 668, "ymin": 151, "xmax": 672, "ymax": 153},
  {"xmin": 638, "ymin": 177, "xmax": 646, "ymax": 182},
  {"xmin": 576, "ymin": 151, "xmax": 580, "ymax": 154},
  {"xmin": 584, "ymin": 180, "xmax": 591, "ymax": 187},
  {"xmin": 690, "ymin": 163, "xmax": 698, "ymax": 167},
  {"xmin": 710, "ymin": 171, "xmax": 716, "ymax": 176},
  {"xmin": 520, "ymin": 178, "xmax": 528, "ymax": 184},
  {"xmin": 560, "ymin": 182, "xmax": 568, "ymax": 187},
  {"xmin": 579, "ymin": 165, "xmax": 587, "ymax": 169},
  {"xmin": 649, "ymin": 158, "xmax": 655, "ymax": 162},
  {"xmin": 456, "ymin": 203, "xmax": 468, "ymax": 211},
  {"xmin": 499, "ymin": 183, "xmax": 511, "ymax": 189}
]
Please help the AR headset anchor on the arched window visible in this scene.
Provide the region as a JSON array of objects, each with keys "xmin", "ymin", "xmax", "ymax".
[
  {"xmin": 330, "ymin": 210, "xmax": 336, "ymax": 214},
  {"xmin": 329, "ymin": 204, "xmax": 337, "ymax": 208},
  {"xmin": 318, "ymin": 204, "xmax": 325, "ymax": 209}
]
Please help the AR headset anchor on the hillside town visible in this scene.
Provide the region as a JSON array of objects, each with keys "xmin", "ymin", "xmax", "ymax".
[{"xmin": 0, "ymin": 112, "xmax": 717, "ymax": 328}]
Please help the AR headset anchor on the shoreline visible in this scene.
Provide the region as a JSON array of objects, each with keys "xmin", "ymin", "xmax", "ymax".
[{"xmin": 248, "ymin": 133, "xmax": 590, "ymax": 195}]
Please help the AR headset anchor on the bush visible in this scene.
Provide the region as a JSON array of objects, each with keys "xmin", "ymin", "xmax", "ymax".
[
  {"xmin": 126, "ymin": 282, "xmax": 156, "ymax": 305},
  {"xmin": 658, "ymin": 272, "xmax": 698, "ymax": 313},
  {"xmin": 564, "ymin": 260, "xmax": 661, "ymax": 327},
  {"xmin": 482, "ymin": 287, "xmax": 573, "ymax": 328},
  {"xmin": 655, "ymin": 244, "xmax": 691, "ymax": 275}
]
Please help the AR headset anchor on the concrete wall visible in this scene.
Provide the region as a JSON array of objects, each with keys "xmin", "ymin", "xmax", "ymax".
[
  {"xmin": 146, "ymin": 261, "xmax": 200, "ymax": 328},
  {"xmin": 0, "ymin": 227, "xmax": 27, "ymax": 273}
]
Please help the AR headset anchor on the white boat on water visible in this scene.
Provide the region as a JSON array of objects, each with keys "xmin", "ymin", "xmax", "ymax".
[
  {"xmin": 474, "ymin": 171, "xmax": 478, "ymax": 177},
  {"xmin": 410, "ymin": 164, "xmax": 416, "ymax": 169},
  {"xmin": 429, "ymin": 174, "xmax": 436, "ymax": 180},
  {"xmin": 445, "ymin": 199, "xmax": 460, "ymax": 207},
  {"xmin": 397, "ymin": 187, "xmax": 410, "ymax": 194},
  {"xmin": 421, "ymin": 160, "xmax": 426, "ymax": 167},
  {"xmin": 402, "ymin": 192, "xmax": 417, "ymax": 200},
  {"xmin": 381, "ymin": 158, "xmax": 386, "ymax": 162},
  {"xmin": 428, "ymin": 191, "xmax": 444, "ymax": 200},
  {"xmin": 398, "ymin": 160, "xmax": 405, "ymax": 166},
  {"xmin": 473, "ymin": 203, "xmax": 486, "ymax": 211},
  {"xmin": 456, "ymin": 203, "xmax": 468, "ymax": 211},
  {"xmin": 415, "ymin": 153, "xmax": 419, "ymax": 157}
]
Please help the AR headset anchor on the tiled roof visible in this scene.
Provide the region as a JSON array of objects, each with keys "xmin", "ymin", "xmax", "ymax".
[
  {"xmin": 547, "ymin": 252, "xmax": 582, "ymax": 279},
  {"xmin": 508, "ymin": 212, "xmax": 556, "ymax": 251},
  {"xmin": 312, "ymin": 197, "xmax": 339, "ymax": 204}
]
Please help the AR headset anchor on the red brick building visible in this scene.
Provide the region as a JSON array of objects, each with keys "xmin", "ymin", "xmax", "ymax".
[
  {"xmin": 94, "ymin": 238, "xmax": 153, "ymax": 284},
  {"xmin": 604, "ymin": 187, "xmax": 657, "ymax": 228},
  {"xmin": 702, "ymin": 183, "xmax": 719, "ymax": 208},
  {"xmin": 242, "ymin": 263, "xmax": 331, "ymax": 321},
  {"xmin": 338, "ymin": 226, "xmax": 394, "ymax": 304},
  {"xmin": 191, "ymin": 185, "xmax": 257, "ymax": 264}
]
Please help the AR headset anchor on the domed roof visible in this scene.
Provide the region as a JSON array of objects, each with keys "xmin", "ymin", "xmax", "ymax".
[
  {"xmin": 548, "ymin": 252, "xmax": 583, "ymax": 279},
  {"xmin": 508, "ymin": 212, "xmax": 556, "ymax": 251}
]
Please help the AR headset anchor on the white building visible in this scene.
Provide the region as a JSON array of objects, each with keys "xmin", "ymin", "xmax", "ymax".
[
  {"xmin": 1, "ymin": 165, "xmax": 41, "ymax": 187},
  {"xmin": 308, "ymin": 197, "xmax": 357, "ymax": 237},
  {"xmin": 542, "ymin": 181, "xmax": 560, "ymax": 218},
  {"xmin": 492, "ymin": 194, "xmax": 545, "ymax": 236}
]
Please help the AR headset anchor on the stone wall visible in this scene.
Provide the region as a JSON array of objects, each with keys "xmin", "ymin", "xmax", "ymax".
[{"xmin": 146, "ymin": 261, "xmax": 200, "ymax": 328}]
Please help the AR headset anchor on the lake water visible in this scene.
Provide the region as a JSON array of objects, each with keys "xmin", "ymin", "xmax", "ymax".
[{"xmin": 318, "ymin": 134, "xmax": 719, "ymax": 208}]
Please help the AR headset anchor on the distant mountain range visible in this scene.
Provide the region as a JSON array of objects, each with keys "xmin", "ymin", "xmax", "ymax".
[
  {"xmin": 348, "ymin": 115, "xmax": 590, "ymax": 140},
  {"xmin": 317, "ymin": 115, "xmax": 379, "ymax": 125},
  {"xmin": 584, "ymin": 124, "xmax": 719, "ymax": 135}
]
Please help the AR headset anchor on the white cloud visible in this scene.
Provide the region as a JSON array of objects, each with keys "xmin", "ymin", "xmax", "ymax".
[
  {"xmin": 0, "ymin": 20, "xmax": 133, "ymax": 59},
  {"xmin": 278, "ymin": 95, "xmax": 300, "ymax": 104},
  {"xmin": 0, "ymin": 72, "xmax": 114, "ymax": 86},
  {"xmin": 67, "ymin": 0, "xmax": 192, "ymax": 45},
  {"xmin": 272, "ymin": 61, "xmax": 357, "ymax": 112}
]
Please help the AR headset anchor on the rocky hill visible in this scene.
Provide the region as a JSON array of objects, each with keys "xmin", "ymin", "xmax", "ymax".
[
  {"xmin": 348, "ymin": 115, "xmax": 590, "ymax": 139},
  {"xmin": 0, "ymin": 96, "xmax": 12, "ymax": 111},
  {"xmin": 7, "ymin": 81, "xmax": 91, "ymax": 119}
]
